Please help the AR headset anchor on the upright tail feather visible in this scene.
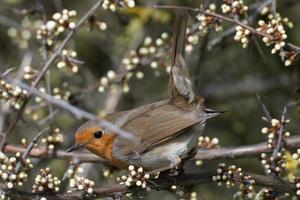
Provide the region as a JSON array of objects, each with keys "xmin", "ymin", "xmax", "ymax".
[{"xmin": 170, "ymin": 12, "xmax": 196, "ymax": 103}]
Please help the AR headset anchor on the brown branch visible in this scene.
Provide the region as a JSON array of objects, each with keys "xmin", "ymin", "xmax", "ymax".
[
  {"xmin": 5, "ymin": 170, "xmax": 296, "ymax": 200},
  {"xmin": 207, "ymin": 0, "xmax": 275, "ymax": 49},
  {"xmin": 2, "ymin": 135, "xmax": 300, "ymax": 163},
  {"xmin": 3, "ymin": 77, "xmax": 138, "ymax": 142},
  {"xmin": 0, "ymin": 0, "xmax": 104, "ymax": 150},
  {"xmin": 195, "ymin": 135, "xmax": 300, "ymax": 160},
  {"xmin": 14, "ymin": 128, "xmax": 48, "ymax": 174},
  {"xmin": 155, "ymin": 5, "xmax": 300, "ymax": 52}
]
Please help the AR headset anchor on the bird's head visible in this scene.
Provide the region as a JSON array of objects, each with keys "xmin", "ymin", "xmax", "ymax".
[{"xmin": 67, "ymin": 119, "xmax": 109, "ymax": 153}]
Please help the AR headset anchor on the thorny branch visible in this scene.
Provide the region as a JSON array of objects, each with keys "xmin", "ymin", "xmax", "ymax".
[
  {"xmin": 14, "ymin": 128, "xmax": 49, "ymax": 174},
  {"xmin": 1, "ymin": 135, "xmax": 300, "ymax": 163},
  {"xmin": 155, "ymin": 4, "xmax": 300, "ymax": 52},
  {"xmin": 4, "ymin": 170, "xmax": 297, "ymax": 200},
  {"xmin": 0, "ymin": 0, "xmax": 104, "ymax": 150},
  {"xmin": 1, "ymin": 76, "xmax": 137, "ymax": 142},
  {"xmin": 1, "ymin": 0, "xmax": 300, "ymax": 199},
  {"xmin": 207, "ymin": 0, "xmax": 277, "ymax": 49}
]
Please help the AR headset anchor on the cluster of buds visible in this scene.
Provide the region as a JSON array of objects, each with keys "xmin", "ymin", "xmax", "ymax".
[
  {"xmin": 98, "ymin": 70, "xmax": 117, "ymax": 93},
  {"xmin": 6, "ymin": 17, "xmax": 40, "ymax": 49},
  {"xmin": 65, "ymin": 165, "xmax": 83, "ymax": 180},
  {"xmin": 0, "ymin": 79, "xmax": 28, "ymax": 110},
  {"xmin": 255, "ymin": 188, "xmax": 275, "ymax": 199},
  {"xmin": 280, "ymin": 50, "xmax": 298, "ymax": 66},
  {"xmin": 185, "ymin": 28, "xmax": 200, "ymax": 54},
  {"xmin": 260, "ymin": 152, "xmax": 286, "ymax": 175},
  {"xmin": 66, "ymin": 164, "xmax": 94, "ymax": 194},
  {"xmin": 56, "ymin": 49, "xmax": 80, "ymax": 73},
  {"xmin": 260, "ymin": 118, "xmax": 290, "ymax": 175},
  {"xmin": 41, "ymin": 128, "xmax": 64, "ymax": 150},
  {"xmin": 69, "ymin": 176, "xmax": 95, "ymax": 194},
  {"xmin": 0, "ymin": 152, "xmax": 33, "ymax": 189},
  {"xmin": 292, "ymin": 149, "xmax": 300, "ymax": 163},
  {"xmin": 196, "ymin": 4, "xmax": 222, "ymax": 33},
  {"xmin": 98, "ymin": 33, "xmax": 171, "ymax": 94},
  {"xmin": 233, "ymin": 186, "xmax": 256, "ymax": 199},
  {"xmin": 32, "ymin": 168, "xmax": 61, "ymax": 193},
  {"xmin": 221, "ymin": 0, "xmax": 248, "ymax": 15},
  {"xmin": 234, "ymin": 26, "xmax": 251, "ymax": 48},
  {"xmin": 261, "ymin": 118, "xmax": 290, "ymax": 149},
  {"xmin": 117, "ymin": 165, "xmax": 150, "ymax": 189},
  {"xmin": 34, "ymin": 87, "xmax": 47, "ymax": 103},
  {"xmin": 291, "ymin": 177, "xmax": 300, "ymax": 196},
  {"xmin": 256, "ymin": 13, "xmax": 295, "ymax": 65},
  {"xmin": 102, "ymin": 0, "xmax": 135, "ymax": 11},
  {"xmin": 213, "ymin": 163, "xmax": 255, "ymax": 189},
  {"xmin": 257, "ymin": 19, "xmax": 287, "ymax": 55},
  {"xmin": 7, "ymin": 27, "xmax": 31, "ymax": 49},
  {"xmin": 197, "ymin": 136, "xmax": 219, "ymax": 149},
  {"xmin": 23, "ymin": 65, "xmax": 38, "ymax": 80},
  {"xmin": 24, "ymin": 105, "xmax": 44, "ymax": 121},
  {"xmin": 52, "ymin": 84, "xmax": 71, "ymax": 101},
  {"xmin": 262, "ymin": 11, "xmax": 294, "ymax": 29},
  {"xmin": 36, "ymin": 9, "xmax": 77, "ymax": 48},
  {"xmin": 25, "ymin": 83, "xmax": 71, "ymax": 120}
]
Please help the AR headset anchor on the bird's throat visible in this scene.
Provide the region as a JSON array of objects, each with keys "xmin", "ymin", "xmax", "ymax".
[{"xmin": 86, "ymin": 134, "xmax": 128, "ymax": 169}]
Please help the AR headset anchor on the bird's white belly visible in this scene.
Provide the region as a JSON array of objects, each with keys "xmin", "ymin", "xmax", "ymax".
[{"xmin": 137, "ymin": 123, "xmax": 204, "ymax": 170}]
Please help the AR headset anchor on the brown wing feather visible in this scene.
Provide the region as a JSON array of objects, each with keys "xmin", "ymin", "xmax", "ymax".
[{"xmin": 111, "ymin": 99, "xmax": 206, "ymax": 161}]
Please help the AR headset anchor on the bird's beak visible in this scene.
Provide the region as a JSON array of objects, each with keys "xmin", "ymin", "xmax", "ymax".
[{"xmin": 67, "ymin": 143, "xmax": 85, "ymax": 152}]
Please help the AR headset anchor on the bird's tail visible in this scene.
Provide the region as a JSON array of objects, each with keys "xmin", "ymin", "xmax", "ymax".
[
  {"xmin": 170, "ymin": 12, "xmax": 196, "ymax": 103},
  {"xmin": 204, "ymin": 108, "xmax": 227, "ymax": 119}
]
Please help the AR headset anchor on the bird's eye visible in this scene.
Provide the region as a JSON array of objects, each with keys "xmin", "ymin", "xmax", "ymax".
[{"xmin": 93, "ymin": 131, "xmax": 103, "ymax": 139}]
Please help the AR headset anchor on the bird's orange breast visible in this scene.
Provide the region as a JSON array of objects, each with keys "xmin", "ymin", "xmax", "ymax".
[{"xmin": 86, "ymin": 134, "xmax": 128, "ymax": 169}]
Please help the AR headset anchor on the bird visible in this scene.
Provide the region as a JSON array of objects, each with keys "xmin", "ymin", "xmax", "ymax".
[{"xmin": 67, "ymin": 12, "xmax": 220, "ymax": 171}]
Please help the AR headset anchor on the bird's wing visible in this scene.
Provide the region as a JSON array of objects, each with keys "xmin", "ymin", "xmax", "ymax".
[{"xmin": 111, "ymin": 100, "xmax": 207, "ymax": 161}]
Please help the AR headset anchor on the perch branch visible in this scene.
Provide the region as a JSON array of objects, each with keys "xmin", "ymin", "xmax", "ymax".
[
  {"xmin": 5, "ymin": 170, "xmax": 296, "ymax": 200},
  {"xmin": 2, "ymin": 135, "xmax": 300, "ymax": 163},
  {"xmin": 155, "ymin": 5, "xmax": 300, "ymax": 52}
]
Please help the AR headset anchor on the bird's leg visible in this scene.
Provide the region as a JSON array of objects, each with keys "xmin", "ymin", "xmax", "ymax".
[
  {"xmin": 184, "ymin": 147, "xmax": 197, "ymax": 161},
  {"xmin": 145, "ymin": 158, "xmax": 182, "ymax": 188},
  {"xmin": 146, "ymin": 157, "xmax": 182, "ymax": 176},
  {"xmin": 168, "ymin": 156, "xmax": 184, "ymax": 176}
]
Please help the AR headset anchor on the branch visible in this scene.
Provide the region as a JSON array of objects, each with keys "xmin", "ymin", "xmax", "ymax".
[
  {"xmin": 155, "ymin": 5, "xmax": 300, "ymax": 53},
  {"xmin": 195, "ymin": 135, "xmax": 300, "ymax": 160},
  {"xmin": 2, "ymin": 135, "xmax": 300, "ymax": 163},
  {"xmin": 2, "ymin": 77, "xmax": 138, "ymax": 142},
  {"xmin": 14, "ymin": 128, "xmax": 48, "ymax": 174},
  {"xmin": 0, "ymin": 0, "xmax": 104, "ymax": 150},
  {"xmin": 5, "ymin": 170, "xmax": 296, "ymax": 200},
  {"xmin": 207, "ymin": 0, "xmax": 276, "ymax": 50}
]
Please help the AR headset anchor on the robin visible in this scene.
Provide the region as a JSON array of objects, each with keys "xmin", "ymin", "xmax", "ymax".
[{"xmin": 67, "ymin": 12, "xmax": 220, "ymax": 171}]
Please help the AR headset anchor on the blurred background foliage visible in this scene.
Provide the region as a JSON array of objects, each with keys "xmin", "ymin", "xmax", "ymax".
[{"xmin": 0, "ymin": 0, "xmax": 300, "ymax": 199}]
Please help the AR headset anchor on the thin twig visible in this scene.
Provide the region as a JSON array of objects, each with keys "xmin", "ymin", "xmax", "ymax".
[
  {"xmin": 4, "ymin": 170, "xmax": 296, "ymax": 200},
  {"xmin": 0, "ymin": 0, "xmax": 104, "ymax": 150},
  {"xmin": 14, "ymin": 128, "xmax": 49, "ymax": 174},
  {"xmin": 270, "ymin": 106, "xmax": 287, "ymax": 176},
  {"xmin": 256, "ymin": 93, "xmax": 272, "ymax": 121},
  {"xmin": 3, "ymin": 77, "xmax": 137, "ymax": 141},
  {"xmin": 155, "ymin": 5, "xmax": 300, "ymax": 52},
  {"xmin": 2, "ymin": 135, "xmax": 300, "ymax": 163},
  {"xmin": 271, "ymin": 0, "xmax": 277, "ymax": 16},
  {"xmin": 207, "ymin": 0, "xmax": 275, "ymax": 50}
]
